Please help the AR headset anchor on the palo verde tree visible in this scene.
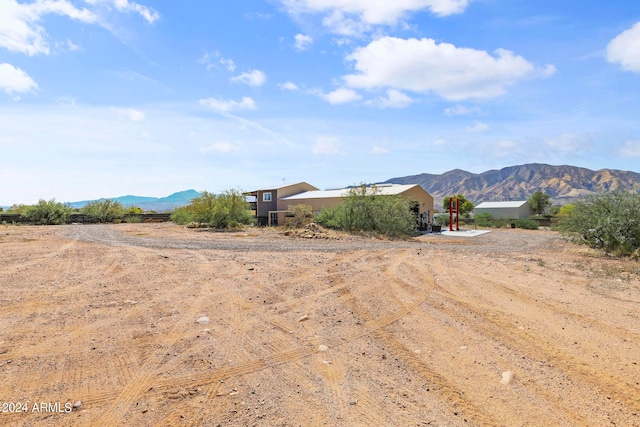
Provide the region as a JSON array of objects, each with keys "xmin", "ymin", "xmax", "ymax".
[
  {"xmin": 557, "ymin": 190, "xmax": 640, "ymax": 256},
  {"xmin": 442, "ymin": 194, "xmax": 474, "ymax": 217},
  {"xmin": 81, "ymin": 199, "xmax": 127, "ymax": 223},
  {"xmin": 528, "ymin": 191, "xmax": 551, "ymax": 215},
  {"xmin": 315, "ymin": 184, "xmax": 417, "ymax": 237},
  {"xmin": 178, "ymin": 189, "xmax": 254, "ymax": 229},
  {"xmin": 23, "ymin": 199, "xmax": 73, "ymax": 225}
]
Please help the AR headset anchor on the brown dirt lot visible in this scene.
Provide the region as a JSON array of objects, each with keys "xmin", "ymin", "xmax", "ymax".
[{"xmin": 1, "ymin": 223, "xmax": 639, "ymax": 426}]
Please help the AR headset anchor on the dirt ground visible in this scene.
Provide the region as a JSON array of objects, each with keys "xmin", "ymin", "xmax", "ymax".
[{"xmin": 1, "ymin": 223, "xmax": 639, "ymax": 426}]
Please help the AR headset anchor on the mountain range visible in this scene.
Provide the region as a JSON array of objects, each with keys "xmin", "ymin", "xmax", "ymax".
[
  {"xmin": 4, "ymin": 164, "xmax": 640, "ymax": 212},
  {"xmin": 67, "ymin": 189, "xmax": 201, "ymax": 212},
  {"xmin": 384, "ymin": 163, "xmax": 640, "ymax": 205}
]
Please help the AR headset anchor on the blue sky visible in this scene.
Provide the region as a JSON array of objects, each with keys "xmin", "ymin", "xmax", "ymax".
[{"xmin": 1, "ymin": 0, "xmax": 639, "ymax": 205}]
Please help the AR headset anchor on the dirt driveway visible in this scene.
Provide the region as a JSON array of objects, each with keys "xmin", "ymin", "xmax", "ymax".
[{"xmin": 1, "ymin": 224, "xmax": 639, "ymax": 426}]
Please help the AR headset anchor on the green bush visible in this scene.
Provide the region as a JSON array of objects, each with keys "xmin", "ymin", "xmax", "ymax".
[
  {"xmin": 557, "ymin": 191, "xmax": 640, "ymax": 256},
  {"xmin": 178, "ymin": 189, "xmax": 254, "ymax": 229},
  {"xmin": 6, "ymin": 204, "xmax": 30, "ymax": 215},
  {"xmin": 81, "ymin": 199, "xmax": 126, "ymax": 223},
  {"xmin": 23, "ymin": 199, "xmax": 73, "ymax": 225},
  {"xmin": 315, "ymin": 184, "xmax": 417, "ymax": 237},
  {"xmin": 124, "ymin": 215, "xmax": 142, "ymax": 223},
  {"xmin": 474, "ymin": 212, "xmax": 493, "ymax": 227},
  {"xmin": 513, "ymin": 219, "xmax": 539, "ymax": 230},
  {"xmin": 170, "ymin": 206, "xmax": 195, "ymax": 225}
]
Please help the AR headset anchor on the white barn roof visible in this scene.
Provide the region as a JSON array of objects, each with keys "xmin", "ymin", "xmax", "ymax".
[
  {"xmin": 280, "ymin": 184, "xmax": 421, "ymax": 201},
  {"xmin": 475, "ymin": 201, "xmax": 529, "ymax": 209}
]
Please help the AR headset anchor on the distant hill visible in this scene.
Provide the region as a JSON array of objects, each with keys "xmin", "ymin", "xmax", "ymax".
[
  {"xmin": 384, "ymin": 164, "xmax": 640, "ymax": 205},
  {"xmin": 68, "ymin": 189, "xmax": 201, "ymax": 212}
]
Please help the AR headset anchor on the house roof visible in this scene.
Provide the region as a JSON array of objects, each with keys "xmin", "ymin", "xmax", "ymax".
[
  {"xmin": 475, "ymin": 201, "xmax": 530, "ymax": 209},
  {"xmin": 280, "ymin": 184, "xmax": 425, "ymax": 201},
  {"xmin": 249, "ymin": 182, "xmax": 319, "ymax": 193}
]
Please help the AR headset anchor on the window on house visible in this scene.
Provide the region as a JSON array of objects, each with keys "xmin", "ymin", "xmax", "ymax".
[{"xmin": 263, "ymin": 192, "xmax": 272, "ymax": 202}]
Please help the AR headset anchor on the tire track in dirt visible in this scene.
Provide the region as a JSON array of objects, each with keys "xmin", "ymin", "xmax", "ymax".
[
  {"xmin": 424, "ymin": 256, "xmax": 640, "ymax": 419},
  {"xmin": 449, "ymin": 257, "xmax": 640, "ymax": 342},
  {"xmin": 327, "ymin": 249, "xmax": 498, "ymax": 425},
  {"xmin": 81, "ymin": 255, "xmax": 440, "ymax": 420}
]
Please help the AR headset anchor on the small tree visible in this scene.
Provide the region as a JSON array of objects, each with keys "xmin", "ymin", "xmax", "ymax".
[
  {"xmin": 442, "ymin": 194, "xmax": 474, "ymax": 217},
  {"xmin": 528, "ymin": 191, "xmax": 551, "ymax": 215},
  {"xmin": 315, "ymin": 184, "xmax": 416, "ymax": 237},
  {"xmin": 23, "ymin": 199, "xmax": 73, "ymax": 225},
  {"xmin": 182, "ymin": 189, "xmax": 253, "ymax": 229},
  {"xmin": 81, "ymin": 199, "xmax": 126, "ymax": 223}
]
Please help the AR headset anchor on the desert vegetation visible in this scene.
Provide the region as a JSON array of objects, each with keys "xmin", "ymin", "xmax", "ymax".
[
  {"xmin": 170, "ymin": 189, "xmax": 254, "ymax": 229},
  {"xmin": 557, "ymin": 190, "xmax": 640, "ymax": 257},
  {"xmin": 314, "ymin": 184, "xmax": 417, "ymax": 238}
]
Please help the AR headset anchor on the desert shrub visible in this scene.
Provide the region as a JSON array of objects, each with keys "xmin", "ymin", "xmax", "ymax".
[
  {"xmin": 124, "ymin": 215, "xmax": 142, "ymax": 223},
  {"xmin": 474, "ymin": 212, "xmax": 493, "ymax": 227},
  {"xmin": 6, "ymin": 204, "xmax": 30, "ymax": 215},
  {"xmin": 314, "ymin": 205, "xmax": 343, "ymax": 229},
  {"xmin": 170, "ymin": 206, "xmax": 195, "ymax": 225},
  {"xmin": 126, "ymin": 206, "xmax": 144, "ymax": 215},
  {"xmin": 287, "ymin": 204, "xmax": 314, "ymax": 228},
  {"xmin": 81, "ymin": 199, "xmax": 126, "ymax": 223},
  {"xmin": 315, "ymin": 184, "xmax": 416, "ymax": 237},
  {"xmin": 23, "ymin": 199, "xmax": 73, "ymax": 225},
  {"xmin": 513, "ymin": 219, "xmax": 539, "ymax": 230},
  {"xmin": 180, "ymin": 189, "xmax": 253, "ymax": 229},
  {"xmin": 557, "ymin": 191, "xmax": 640, "ymax": 256}
]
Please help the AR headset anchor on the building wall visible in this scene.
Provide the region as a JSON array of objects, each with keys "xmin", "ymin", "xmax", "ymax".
[
  {"xmin": 257, "ymin": 182, "xmax": 318, "ymax": 218},
  {"xmin": 256, "ymin": 190, "xmax": 278, "ymax": 217},
  {"xmin": 277, "ymin": 196, "xmax": 344, "ymax": 213},
  {"xmin": 400, "ymin": 186, "xmax": 435, "ymax": 223},
  {"xmin": 279, "ymin": 185, "xmax": 435, "ymax": 223},
  {"xmin": 474, "ymin": 204, "xmax": 533, "ymax": 219}
]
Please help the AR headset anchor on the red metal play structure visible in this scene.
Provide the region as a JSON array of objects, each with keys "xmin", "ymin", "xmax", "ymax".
[{"xmin": 449, "ymin": 197, "xmax": 460, "ymax": 231}]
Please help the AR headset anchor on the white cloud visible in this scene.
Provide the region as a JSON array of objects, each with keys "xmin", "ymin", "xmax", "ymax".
[
  {"xmin": 607, "ymin": 21, "xmax": 640, "ymax": 73},
  {"xmin": 312, "ymin": 137, "xmax": 340, "ymax": 155},
  {"xmin": 0, "ymin": 63, "xmax": 38, "ymax": 97},
  {"xmin": 230, "ymin": 69, "xmax": 266, "ymax": 87},
  {"xmin": 278, "ymin": 81, "xmax": 299, "ymax": 91},
  {"xmin": 371, "ymin": 145, "xmax": 389, "ymax": 154},
  {"xmin": 619, "ymin": 139, "xmax": 640, "ymax": 157},
  {"xmin": 200, "ymin": 142, "xmax": 236, "ymax": 153},
  {"xmin": 85, "ymin": 0, "xmax": 159, "ymax": 24},
  {"xmin": 294, "ymin": 33, "xmax": 313, "ymax": 51},
  {"xmin": 0, "ymin": 0, "xmax": 98, "ymax": 55},
  {"xmin": 200, "ymin": 97, "xmax": 257, "ymax": 113},
  {"xmin": 220, "ymin": 57, "xmax": 236, "ymax": 72},
  {"xmin": 343, "ymin": 37, "xmax": 556, "ymax": 101},
  {"xmin": 444, "ymin": 105, "xmax": 481, "ymax": 116},
  {"xmin": 280, "ymin": 0, "xmax": 470, "ymax": 35},
  {"xmin": 367, "ymin": 88, "xmax": 413, "ymax": 108},
  {"xmin": 544, "ymin": 133, "xmax": 593, "ymax": 153},
  {"xmin": 197, "ymin": 51, "xmax": 236, "ymax": 72},
  {"xmin": 465, "ymin": 121, "xmax": 490, "ymax": 132},
  {"xmin": 320, "ymin": 87, "xmax": 362, "ymax": 104},
  {"xmin": 116, "ymin": 108, "xmax": 145, "ymax": 121},
  {"xmin": 66, "ymin": 39, "xmax": 80, "ymax": 51}
]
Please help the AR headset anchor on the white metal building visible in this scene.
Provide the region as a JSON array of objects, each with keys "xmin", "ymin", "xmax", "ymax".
[{"xmin": 473, "ymin": 201, "xmax": 534, "ymax": 219}]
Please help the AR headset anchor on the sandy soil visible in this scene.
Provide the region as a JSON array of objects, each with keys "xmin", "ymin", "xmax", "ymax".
[{"xmin": 1, "ymin": 223, "xmax": 639, "ymax": 426}]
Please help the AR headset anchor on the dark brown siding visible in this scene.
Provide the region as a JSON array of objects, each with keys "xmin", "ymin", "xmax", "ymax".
[{"xmin": 256, "ymin": 190, "xmax": 278, "ymax": 217}]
